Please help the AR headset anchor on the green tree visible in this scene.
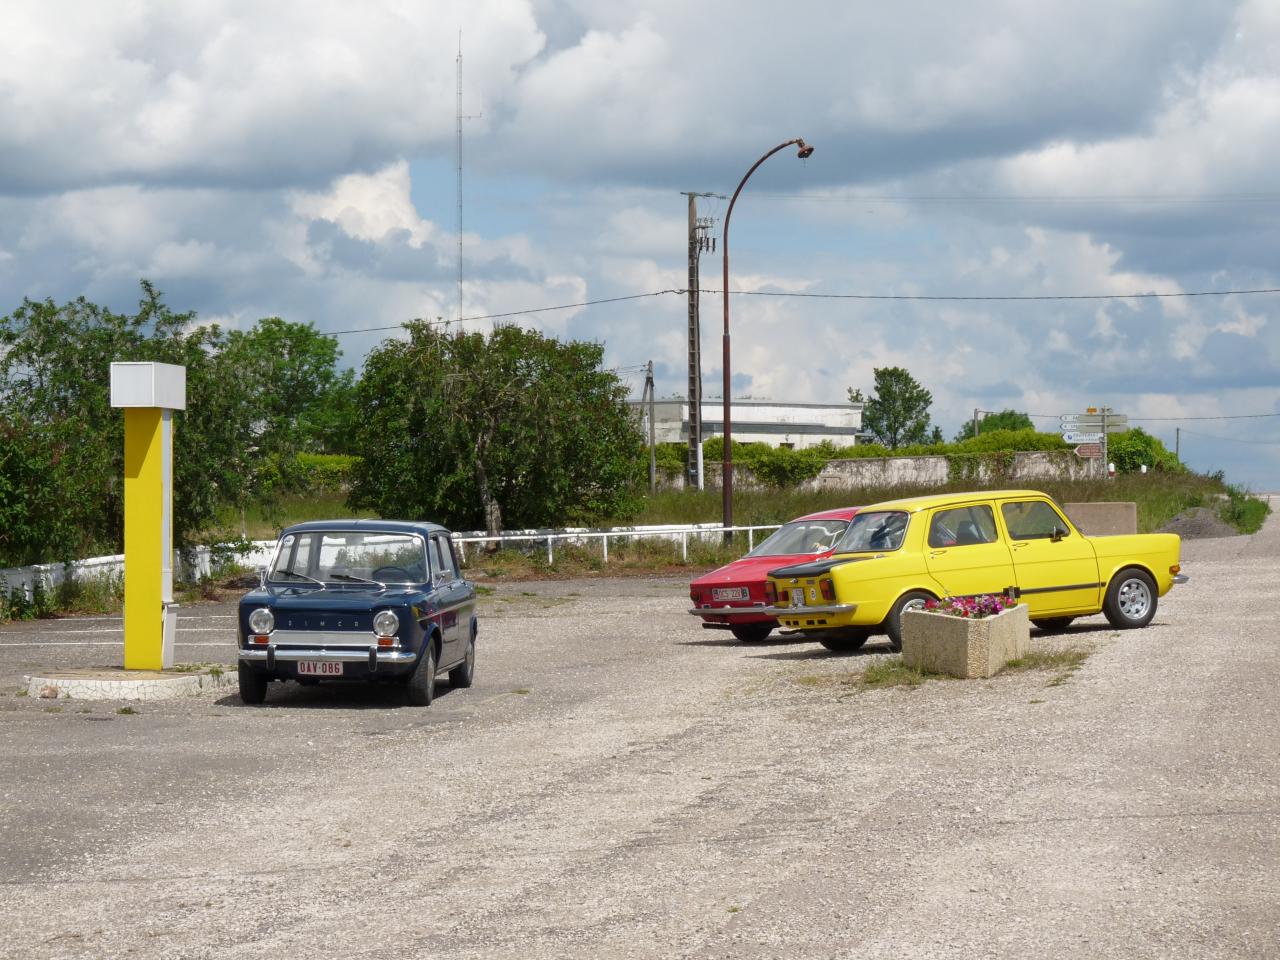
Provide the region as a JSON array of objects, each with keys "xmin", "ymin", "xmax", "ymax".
[
  {"xmin": 0, "ymin": 283, "xmax": 353, "ymax": 566},
  {"xmin": 954, "ymin": 408, "xmax": 1035, "ymax": 441},
  {"xmin": 851, "ymin": 367, "xmax": 934, "ymax": 449},
  {"xmin": 349, "ymin": 323, "xmax": 646, "ymax": 535}
]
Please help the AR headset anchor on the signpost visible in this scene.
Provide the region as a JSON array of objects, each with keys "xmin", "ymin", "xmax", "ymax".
[
  {"xmin": 1061, "ymin": 407, "xmax": 1126, "ymax": 478},
  {"xmin": 1062, "ymin": 431, "xmax": 1104, "ymax": 445}
]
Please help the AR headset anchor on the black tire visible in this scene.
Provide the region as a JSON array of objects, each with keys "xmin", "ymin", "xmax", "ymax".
[
  {"xmin": 238, "ymin": 662, "xmax": 268, "ymax": 705},
  {"xmin": 1103, "ymin": 568, "xmax": 1158, "ymax": 629},
  {"xmin": 884, "ymin": 590, "xmax": 936, "ymax": 652},
  {"xmin": 730, "ymin": 623, "xmax": 773, "ymax": 643},
  {"xmin": 1032, "ymin": 617, "xmax": 1076, "ymax": 633},
  {"xmin": 819, "ymin": 629, "xmax": 870, "ymax": 653},
  {"xmin": 406, "ymin": 637, "xmax": 437, "ymax": 706},
  {"xmin": 449, "ymin": 630, "xmax": 476, "ymax": 688}
]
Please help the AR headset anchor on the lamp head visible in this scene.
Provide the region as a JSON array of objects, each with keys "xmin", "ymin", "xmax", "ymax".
[{"xmin": 796, "ymin": 139, "xmax": 815, "ymax": 159}]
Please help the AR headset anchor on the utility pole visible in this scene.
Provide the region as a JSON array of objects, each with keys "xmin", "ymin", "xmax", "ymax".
[
  {"xmin": 680, "ymin": 191, "xmax": 722, "ymax": 491},
  {"xmin": 642, "ymin": 361, "xmax": 657, "ymax": 493},
  {"xmin": 973, "ymin": 408, "xmax": 981, "ymax": 438},
  {"xmin": 1175, "ymin": 427, "xmax": 1181, "ymax": 461}
]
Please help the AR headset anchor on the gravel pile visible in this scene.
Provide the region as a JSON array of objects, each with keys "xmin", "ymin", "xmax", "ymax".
[{"xmin": 1159, "ymin": 506, "xmax": 1238, "ymax": 539}]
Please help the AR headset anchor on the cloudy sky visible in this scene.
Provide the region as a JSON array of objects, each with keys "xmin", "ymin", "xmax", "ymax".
[{"xmin": 1, "ymin": 0, "xmax": 1277, "ymax": 487}]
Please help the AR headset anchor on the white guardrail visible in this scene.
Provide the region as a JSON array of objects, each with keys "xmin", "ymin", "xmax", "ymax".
[{"xmin": 0, "ymin": 523, "xmax": 782, "ymax": 597}]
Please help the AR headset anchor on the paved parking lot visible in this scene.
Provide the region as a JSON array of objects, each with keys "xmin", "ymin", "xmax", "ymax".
[{"xmin": 1, "ymin": 520, "xmax": 1278, "ymax": 959}]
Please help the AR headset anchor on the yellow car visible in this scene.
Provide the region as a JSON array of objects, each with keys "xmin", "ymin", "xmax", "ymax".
[{"xmin": 763, "ymin": 489, "xmax": 1186, "ymax": 652}]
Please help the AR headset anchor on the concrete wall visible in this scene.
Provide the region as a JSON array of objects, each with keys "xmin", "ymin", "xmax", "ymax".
[
  {"xmin": 1063, "ymin": 502, "xmax": 1138, "ymax": 536},
  {"xmin": 697, "ymin": 450, "xmax": 1095, "ymax": 492}
]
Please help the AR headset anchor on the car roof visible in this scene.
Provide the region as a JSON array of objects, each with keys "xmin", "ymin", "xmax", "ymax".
[
  {"xmin": 853, "ymin": 490, "xmax": 1051, "ymax": 514},
  {"xmin": 794, "ymin": 506, "xmax": 860, "ymax": 522},
  {"xmin": 279, "ymin": 518, "xmax": 451, "ymax": 537}
]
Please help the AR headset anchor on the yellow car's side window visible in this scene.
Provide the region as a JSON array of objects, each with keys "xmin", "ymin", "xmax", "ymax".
[
  {"xmin": 928, "ymin": 505, "xmax": 998, "ymax": 548},
  {"xmin": 1001, "ymin": 501, "xmax": 1070, "ymax": 540}
]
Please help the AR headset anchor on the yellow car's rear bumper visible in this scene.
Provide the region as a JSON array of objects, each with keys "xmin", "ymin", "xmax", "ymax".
[{"xmin": 764, "ymin": 603, "xmax": 859, "ymax": 630}]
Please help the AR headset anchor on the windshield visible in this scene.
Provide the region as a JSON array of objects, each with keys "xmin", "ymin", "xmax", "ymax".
[
  {"xmin": 269, "ymin": 531, "xmax": 427, "ymax": 586},
  {"xmin": 747, "ymin": 518, "xmax": 851, "ymax": 557},
  {"xmin": 832, "ymin": 510, "xmax": 910, "ymax": 553}
]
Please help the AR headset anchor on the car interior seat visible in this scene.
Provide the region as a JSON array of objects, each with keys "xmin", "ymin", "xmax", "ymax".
[{"xmin": 955, "ymin": 520, "xmax": 982, "ymax": 545}]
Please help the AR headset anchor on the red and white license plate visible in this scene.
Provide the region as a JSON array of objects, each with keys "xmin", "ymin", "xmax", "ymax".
[
  {"xmin": 297, "ymin": 661, "xmax": 343, "ymax": 676},
  {"xmin": 711, "ymin": 587, "xmax": 749, "ymax": 601}
]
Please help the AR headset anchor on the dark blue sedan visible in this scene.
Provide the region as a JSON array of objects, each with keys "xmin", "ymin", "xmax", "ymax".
[{"xmin": 236, "ymin": 519, "xmax": 477, "ymax": 706}]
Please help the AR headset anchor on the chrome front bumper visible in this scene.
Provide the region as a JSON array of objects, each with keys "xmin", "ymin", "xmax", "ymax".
[
  {"xmin": 762, "ymin": 603, "xmax": 858, "ymax": 617},
  {"xmin": 239, "ymin": 645, "xmax": 418, "ymax": 670},
  {"xmin": 1173, "ymin": 574, "xmax": 1190, "ymax": 585}
]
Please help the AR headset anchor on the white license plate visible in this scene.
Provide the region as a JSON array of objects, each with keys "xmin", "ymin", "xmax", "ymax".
[
  {"xmin": 297, "ymin": 661, "xmax": 343, "ymax": 676},
  {"xmin": 711, "ymin": 587, "xmax": 749, "ymax": 601},
  {"xmin": 791, "ymin": 586, "xmax": 805, "ymax": 607}
]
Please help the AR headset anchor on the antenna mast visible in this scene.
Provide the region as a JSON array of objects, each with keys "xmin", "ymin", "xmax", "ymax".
[{"xmin": 455, "ymin": 33, "xmax": 481, "ymax": 327}]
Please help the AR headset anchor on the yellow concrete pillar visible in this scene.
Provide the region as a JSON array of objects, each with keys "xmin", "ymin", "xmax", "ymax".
[{"xmin": 110, "ymin": 362, "xmax": 185, "ymax": 670}]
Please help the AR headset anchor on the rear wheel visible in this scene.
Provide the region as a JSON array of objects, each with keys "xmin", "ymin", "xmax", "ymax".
[
  {"xmin": 730, "ymin": 623, "xmax": 773, "ymax": 643},
  {"xmin": 1104, "ymin": 568, "xmax": 1157, "ymax": 629},
  {"xmin": 884, "ymin": 591, "xmax": 936, "ymax": 653},
  {"xmin": 819, "ymin": 629, "xmax": 870, "ymax": 653},
  {"xmin": 238, "ymin": 662, "xmax": 268, "ymax": 705},
  {"xmin": 449, "ymin": 630, "xmax": 476, "ymax": 688},
  {"xmin": 1032, "ymin": 617, "xmax": 1076, "ymax": 633},
  {"xmin": 406, "ymin": 639, "xmax": 437, "ymax": 706}
]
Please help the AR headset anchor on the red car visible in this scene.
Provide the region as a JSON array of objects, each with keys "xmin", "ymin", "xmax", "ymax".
[{"xmin": 688, "ymin": 507, "xmax": 860, "ymax": 642}]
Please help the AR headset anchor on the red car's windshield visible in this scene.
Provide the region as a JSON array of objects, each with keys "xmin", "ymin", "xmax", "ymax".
[{"xmin": 746, "ymin": 518, "xmax": 851, "ymax": 557}]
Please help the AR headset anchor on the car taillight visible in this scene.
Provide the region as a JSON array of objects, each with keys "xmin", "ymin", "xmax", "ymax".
[
  {"xmin": 820, "ymin": 578, "xmax": 835, "ymax": 603},
  {"xmin": 764, "ymin": 581, "xmax": 777, "ymax": 605},
  {"xmin": 690, "ymin": 587, "xmax": 701, "ymax": 603}
]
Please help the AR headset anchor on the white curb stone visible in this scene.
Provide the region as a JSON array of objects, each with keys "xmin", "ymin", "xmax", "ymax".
[{"xmin": 23, "ymin": 669, "xmax": 238, "ymax": 702}]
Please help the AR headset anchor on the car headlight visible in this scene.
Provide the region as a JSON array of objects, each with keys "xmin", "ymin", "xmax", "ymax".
[
  {"xmin": 373, "ymin": 610, "xmax": 400, "ymax": 637},
  {"xmin": 248, "ymin": 607, "xmax": 274, "ymax": 635}
]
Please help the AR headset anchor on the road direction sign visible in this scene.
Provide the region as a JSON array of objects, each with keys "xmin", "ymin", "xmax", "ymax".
[
  {"xmin": 1074, "ymin": 443, "xmax": 1103, "ymax": 458},
  {"xmin": 1062, "ymin": 431, "xmax": 1105, "ymax": 444},
  {"xmin": 1061, "ymin": 414, "xmax": 1128, "ymax": 427}
]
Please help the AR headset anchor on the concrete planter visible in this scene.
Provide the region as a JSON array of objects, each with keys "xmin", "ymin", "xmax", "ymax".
[{"xmin": 901, "ymin": 603, "xmax": 1030, "ymax": 679}]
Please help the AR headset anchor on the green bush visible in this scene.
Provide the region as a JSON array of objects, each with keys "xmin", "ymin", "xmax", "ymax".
[
  {"xmin": 296, "ymin": 453, "xmax": 360, "ymax": 493},
  {"xmin": 1219, "ymin": 485, "xmax": 1271, "ymax": 534},
  {"xmin": 1106, "ymin": 428, "xmax": 1183, "ymax": 474}
]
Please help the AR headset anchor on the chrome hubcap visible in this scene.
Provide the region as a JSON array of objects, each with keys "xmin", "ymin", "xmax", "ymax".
[
  {"xmin": 1117, "ymin": 579, "xmax": 1152, "ymax": 620},
  {"xmin": 903, "ymin": 598, "xmax": 928, "ymax": 614}
]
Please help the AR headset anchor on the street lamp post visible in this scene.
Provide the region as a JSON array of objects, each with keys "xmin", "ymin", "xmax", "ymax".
[{"xmin": 721, "ymin": 137, "xmax": 814, "ymax": 538}]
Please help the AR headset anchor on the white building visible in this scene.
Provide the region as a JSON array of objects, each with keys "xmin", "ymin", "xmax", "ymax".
[{"xmin": 634, "ymin": 399, "xmax": 865, "ymax": 450}]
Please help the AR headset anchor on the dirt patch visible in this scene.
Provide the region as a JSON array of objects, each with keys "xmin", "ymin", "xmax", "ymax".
[{"xmin": 1158, "ymin": 506, "xmax": 1238, "ymax": 540}]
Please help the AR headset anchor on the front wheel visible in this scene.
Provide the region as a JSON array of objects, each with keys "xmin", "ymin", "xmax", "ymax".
[
  {"xmin": 1032, "ymin": 617, "xmax": 1076, "ymax": 633},
  {"xmin": 884, "ymin": 591, "xmax": 936, "ymax": 652},
  {"xmin": 1103, "ymin": 568, "xmax": 1157, "ymax": 629},
  {"xmin": 238, "ymin": 662, "xmax": 268, "ymax": 705},
  {"xmin": 406, "ymin": 639, "xmax": 437, "ymax": 706},
  {"xmin": 730, "ymin": 623, "xmax": 773, "ymax": 643}
]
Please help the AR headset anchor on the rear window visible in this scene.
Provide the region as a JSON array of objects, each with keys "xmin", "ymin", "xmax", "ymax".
[
  {"xmin": 747, "ymin": 518, "xmax": 851, "ymax": 557},
  {"xmin": 834, "ymin": 511, "xmax": 909, "ymax": 552}
]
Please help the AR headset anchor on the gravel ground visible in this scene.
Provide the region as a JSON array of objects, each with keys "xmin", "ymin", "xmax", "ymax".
[{"xmin": 1, "ymin": 516, "xmax": 1278, "ymax": 959}]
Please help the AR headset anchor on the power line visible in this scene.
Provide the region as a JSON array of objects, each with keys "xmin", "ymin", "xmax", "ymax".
[
  {"xmin": 322, "ymin": 284, "xmax": 1280, "ymax": 341},
  {"xmin": 747, "ymin": 192, "xmax": 1280, "ymax": 205},
  {"xmin": 1178, "ymin": 429, "xmax": 1280, "ymax": 446},
  {"xmin": 697, "ymin": 287, "xmax": 1280, "ymax": 302},
  {"xmin": 1023, "ymin": 412, "xmax": 1280, "ymax": 422}
]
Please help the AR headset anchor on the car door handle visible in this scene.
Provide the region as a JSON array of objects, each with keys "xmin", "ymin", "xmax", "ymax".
[
  {"xmin": 929, "ymin": 550, "xmax": 947, "ymax": 557},
  {"xmin": 1010, "ymin": 541, "xmax": 1028, "ymax": 549}
]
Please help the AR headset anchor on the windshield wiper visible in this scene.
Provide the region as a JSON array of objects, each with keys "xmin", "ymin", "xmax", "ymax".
[
  {"xmin": 274, "ymin": 568, "xmax": 326, "ymax": 588},
  {"xmin": 330, "ymin": 573, "xmax": 386, "ymax": 589}
]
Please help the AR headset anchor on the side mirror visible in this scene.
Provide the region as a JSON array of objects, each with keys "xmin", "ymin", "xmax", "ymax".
[
  {"xmin": 1050, "ymin": 526, "xmax": 1066, "ymax": 543},
  {"xmin": 257, "ymin": 565, "xmax": 268, "ymax": 588}
]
